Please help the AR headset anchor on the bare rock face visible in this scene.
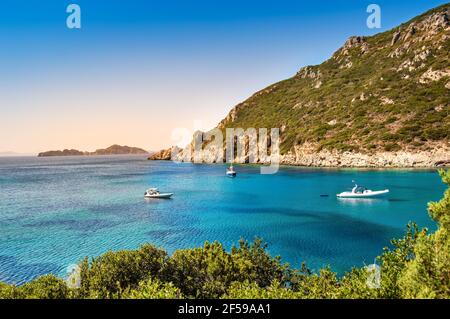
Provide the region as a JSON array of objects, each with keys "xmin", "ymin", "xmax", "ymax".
[
  {"xmin": 331, "ymin": 35, "xmax": 371, "ymax": 70},
  {"xmin": 153, "ymin": 140, "xmax": 450, "ymax": 168},
  {"xmin": 333, "ymin": 36, "xmax": 368, "ymax": 63},
  {"xmin": 380, "ymin": 97, "xmax": 394, "ymax": 105},
  {"xmin": 278, "ymin": 143, "xmax": 450, "ymax": 168},
  {"xmin": 419, "ymin": 68, "xmax": 450, "ymax": 84},
  {"xmin": 148, "ymin": 146, "xmax": 181, "ymax": 160},
  {"xmin": 396, "ymin": 9, "xmax": 449, "ymax": 43},
  {"xmin": 423, "ymin": 9, "xmax": 449, "ymax": 32},
  {"xmin": 344, "ymin": 36, "xmax": 366, "ymax": 49},
  {"xmin": 388, "ymin": 7, "xmax": 449, "ymax": 63},
  {"xmin": 218, "ymin": 107, "xmax": 239, "ymax": 129},
  {"xmin": 391, "ymin": 31, "xmax": 401, "ymax": 46},
  {"xmin": 435, "ymin": 160, "xmax": 450, "ymax": 167},
  {"xmin": 296, "ymin": 66, "xmax": 321, "ymax": 79}
]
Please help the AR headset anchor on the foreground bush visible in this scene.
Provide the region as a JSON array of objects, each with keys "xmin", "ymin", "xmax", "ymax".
[
  {"xmin": 162, "ymin": 239, "xmax": 290, "ymax": 298},
  {"xmin": 0, "ymin": 282, "xmax": 17, "ymax": 299},
  {"xmin": 1, "ymin": 170, "xmax": 449, "ymax": 299},
  {"xmin": 0, "ymin": 275, "xmax": 69, "ymax": 299},
  {"xmin": 123, "ymin": 278, "xmax": 183, "ymax": 299},
  {"xmin": 398, "ymin": 170, "xmax": 450, "ymax": 298},
  {"xmin": 225, "ymin": 281, "xmax": 301, "ymax": 299},
  {"xmin": 78, "ymin": 244, "xmax": 167, "ymax": 298}
]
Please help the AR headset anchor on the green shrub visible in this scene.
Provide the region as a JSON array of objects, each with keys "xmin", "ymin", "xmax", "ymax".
[
  {"xmin": 337, "ymin": 268, "xmax": 377, "ymax": 299},
  {"xmin": 230, "ymin": 238, "xmax": 291, "ymax": 288},
  {"xmin": 162, "ymin": 239, "xmax": 288, "ymax": 298},
  {"xmin": 377, "ymin": 223, "xmax": 424, "ymax": 298},
  {"xmin": 162, "ymin": 241, "xmax": 239, "ymax": 298},
  {"xmin": 397, "ymin": 170, "xmax": 450, "ymax": 298},
  {"xmin": 0, "ymin": 282, "xmax": 18, "ymax": 299},
  {"xmin": 225, "ymin": 280, "xmax": 300, "ymax": 299},
  {"xmin": 384, "ymin": 143, "xmax": 401, "ymax": 152},
  {"xmin": 123, "ymin": 278, "xmax": 183, "ymax": 299},
  {"xmin": 17, "ymin": 275, "xmax": 69, "ymax": 299},
  {"xmin": 79, "ymin": 244, "xmax": 167, "ymax": 298},
  {"xmin": 291, "ymin": 267, "xmax": 339, "ymax": 299}
]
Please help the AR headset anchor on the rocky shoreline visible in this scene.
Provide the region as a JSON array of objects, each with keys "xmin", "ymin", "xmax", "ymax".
[
  {"xmin": 149, "ymin": 144, "xmax": 450, "ymax": 168},
  {"xmin": 280, "ymin": 146, "xmax": 450, "ymax": 168}
]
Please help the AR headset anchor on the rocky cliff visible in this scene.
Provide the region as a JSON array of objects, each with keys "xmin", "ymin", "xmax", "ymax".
[{"xmin": 148, "ymin": 146, "xmax": 181, "ymax": 160}]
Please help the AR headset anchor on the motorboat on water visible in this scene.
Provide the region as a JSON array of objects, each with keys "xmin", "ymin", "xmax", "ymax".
[
  {"xmin": 144, "ymin": 188, "xmax": 173, "ymax": 199},
  {"xmin": 337, "ymin": 182, "xmax": 389, "ymax": 198},
  {"xmin": 226, "ymin": 165, "xmax": 237, "ymax": 177}
]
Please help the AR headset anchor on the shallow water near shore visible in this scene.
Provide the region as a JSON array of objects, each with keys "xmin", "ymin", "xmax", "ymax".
[{"xmin": 0, "ymin": 155, "xmax": 445, "ymax": 284}]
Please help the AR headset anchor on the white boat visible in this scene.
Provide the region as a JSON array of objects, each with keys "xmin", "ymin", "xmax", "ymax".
[
  {"xmin": 144, "ymin": 188, "xmax": 173, "ymax": 199},
  {"xmin": 337, "ymin": 183, "xmax": 389, "ymax": 198},
  {"xmin": 226, "ymin": 165, "xmax": 236, "ymax": 177}
]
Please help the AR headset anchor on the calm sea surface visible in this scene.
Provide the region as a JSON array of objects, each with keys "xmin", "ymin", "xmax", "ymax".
[{"xmin": 0, "ymin": 155, "xmax": 445, "ymax": 284}]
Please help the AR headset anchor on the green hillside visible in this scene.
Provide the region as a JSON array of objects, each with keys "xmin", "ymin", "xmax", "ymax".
[{"xmin": 218, "ymin": 4, "xmax": 450, "ymax": 154}]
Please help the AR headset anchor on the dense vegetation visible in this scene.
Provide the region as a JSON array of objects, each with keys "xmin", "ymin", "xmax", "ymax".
[
  {"xmin": 1, "ymin": 170, "xmax": 449, "ymax": 299},
  {"xmin": 217, "ymin": 4, "xmax": 449, "ymax": 154}
]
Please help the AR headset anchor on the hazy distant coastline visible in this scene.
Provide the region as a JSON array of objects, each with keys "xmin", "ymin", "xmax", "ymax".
[
  {"xmin": 37, "ymin": 144, "xmax": 149, "ymax": 157},
  {"xmin": 0, "ymin": 152, "xmax": 35, "ymax": 157}
]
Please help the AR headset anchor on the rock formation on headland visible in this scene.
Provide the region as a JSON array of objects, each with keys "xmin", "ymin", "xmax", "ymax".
[
  {"xmin": 150, "ymin": 4, "xmax": 450, "ymax": 168},
  {"xmin": 38, "ymin": 145, "xmax": 149, "ymax": 157},
  {"xmin": 147, "ymin": 146, "xmax": 182, "ymax": 160}
]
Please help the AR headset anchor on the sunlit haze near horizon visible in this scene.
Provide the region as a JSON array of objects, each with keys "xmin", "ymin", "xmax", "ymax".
[{"xmin": 0, "ymin": 0, "xmax": 447, "ymax": 154}]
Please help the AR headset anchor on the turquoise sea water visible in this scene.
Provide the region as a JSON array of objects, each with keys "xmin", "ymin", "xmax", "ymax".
[{"xmin": 0, "ymin": 155, "xmax": 445, "ymax": 284}]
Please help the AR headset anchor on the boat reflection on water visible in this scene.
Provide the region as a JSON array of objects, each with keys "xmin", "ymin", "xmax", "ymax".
[{"xmin": 337, "ymin": 197, "xmax": 388, "ymax": 207}]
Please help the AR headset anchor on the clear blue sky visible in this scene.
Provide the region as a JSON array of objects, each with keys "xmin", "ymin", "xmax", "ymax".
[{"xmin": 0, "ymin": 0, "xmax": 447, "ymax": 153}]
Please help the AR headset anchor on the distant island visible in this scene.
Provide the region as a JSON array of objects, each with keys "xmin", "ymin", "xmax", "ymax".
[{"xmin": 38, "ymin": 145, "xmax": 149, "ymax": 157}]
